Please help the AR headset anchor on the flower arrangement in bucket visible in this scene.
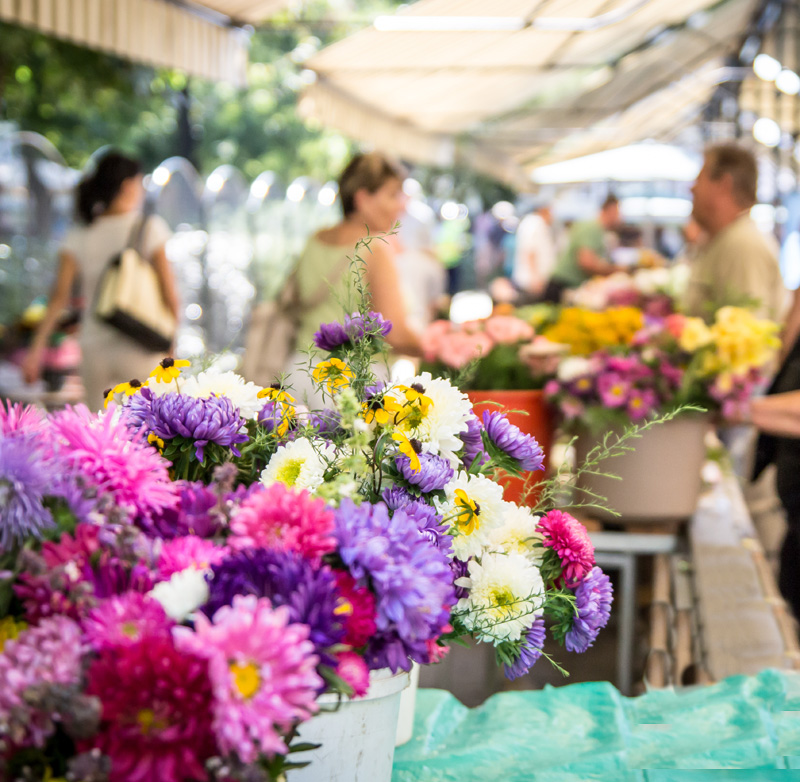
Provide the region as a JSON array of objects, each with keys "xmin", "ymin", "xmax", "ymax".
[
  {"xmin": 0, "ymin": 240, "xmax": 616, "ymax": 782},
  {"xmin": 420, "ymin": 314, "xmax": 561, "ymax": 390},
  {"xmin": 544, "ymin": 306, "xmax": 780, "ymax": 430}
]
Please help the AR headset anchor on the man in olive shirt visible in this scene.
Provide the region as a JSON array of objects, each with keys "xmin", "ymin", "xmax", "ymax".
[
  {"xmin": 545, "ymin": 195, "xmax": 622, "ymax": 301},
  {"xmin": 685, "ymin": 144, "xmax": 785, "ymax": 322}
]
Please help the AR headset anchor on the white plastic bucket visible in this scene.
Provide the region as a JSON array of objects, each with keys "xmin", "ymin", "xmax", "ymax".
[
  {"xmin": 395, "ymin": 661, "xmax": 420, "ymax": 746},
  {"xmin": 290, "ymin": 668, "xmax": 409, "ymax": 782}
]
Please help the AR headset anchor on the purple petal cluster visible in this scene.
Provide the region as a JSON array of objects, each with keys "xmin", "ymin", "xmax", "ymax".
[
  {"xmin": 395, "ymin": 452, "xmax": 454, "ymax": 493},
  {"xmin": 309, "ymin": 409, "xmax": 345, "ymax": 440},
  {"xmin": 147, "ymin": 393, "xmax": 249, "ymax": 461},
  {"xmin": 450, "ymin": 557, "xmax": 471, "ymax": 600},
  {"xmin": 334, "ymin": 500, "xmax": 455, "ymax": 672},
  {"xmin": 313, "ymin": 311, "xmax": 392, "ymax": 352},
  {"xmin": 460, "ymin": 414, "xmax": 488, "ymax": 469},
  {"xmin": 0, "ymin": 434, "xmax": 55, "ymax": 549},
  {"xmin": 566, "ymin": 566, "xmax": 613, "ymax": 653},
  {"xmin": 203, "ymin": 548, "xmax": 344, "ymax": 663},
  {"xmin": 141, "ymin": 480, "xmax": 220, "ymax": 539},
  {"xmin": 482, "ymin": 411, "xmax": 545, "ymax": 472},
  {"xmin": 504, "ymin": 616, "xmax": 546, "ymax": 680},
  {"xmin": 382, "ymin": 488, "xmax": 452, "ymax": 554}
]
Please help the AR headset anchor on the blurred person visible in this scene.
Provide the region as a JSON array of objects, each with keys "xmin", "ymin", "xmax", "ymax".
[
  {"xmin": 511, "ymin": 202, "xmax": 557, "ymax": 300},
  {"xmin": 545, "ymin": 194, "xmax": 622, "ymax": 301},
  {"xmin": 396, "ymin": 199, "xmax": 446, "ymax": 333},
  {"xmin": 685, "ymin": 144, "xmax": 785, "ymax": 321},
  {"xmin": 22, "ymin": 150, "xmax": 178, "ymax": 410},
  {"xmin": 287, "ymin": 152, "xmax": 422, "ymax": 403},
  {"xmin": 674, "ymin": 217, "xmax": 707, "ymax": 267}
]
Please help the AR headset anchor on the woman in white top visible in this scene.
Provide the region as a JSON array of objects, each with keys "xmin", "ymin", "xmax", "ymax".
[
  {"xmin": 22, "ymin": 151, "xmax": 179, "ymax": 410},
  {"xmin": 286, "ymin": 152, "xmax": 423, "ymax": 404}
]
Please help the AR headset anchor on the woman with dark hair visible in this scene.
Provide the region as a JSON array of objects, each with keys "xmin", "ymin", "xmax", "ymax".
[
  {"xmin": 286, "ymin": 152, "xmax": 422, "ymax": 402},
  {"xmin": 22, "ymin": 150, "xmax": 179, "ymax": 409}
]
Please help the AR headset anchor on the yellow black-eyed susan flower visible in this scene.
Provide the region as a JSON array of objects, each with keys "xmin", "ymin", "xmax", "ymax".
[
  {"xmin": 395, "ymin": 383, "xmax": 433, "ymax": 430},
  {"xmin": 392, "ymin": 431, "xmax": 422, "ymax": 472},
  {"xmin": 111, "ymin": 378, "xmax": 147, "ymax": 398},
  {"xmin": 454, "ymin": 488, "xmax": 481, "ymax": 536},
  {"xmin": 147, "ymin": 432, "xmax": 165, "ymax": 452},
  {"xmin": 312, "ymin": 358, "xmax": 354, "ymax": 394},
  {"xmin": 257, "ymin": 383, "xmax": 296, "ymax": 404},
  {"xmin": 149, "ymin": 357, "xmax": 190, "ymax": 383},
  {"xmin": 363, "ymin": 394, "xmax": 402, "ymax": 426}
]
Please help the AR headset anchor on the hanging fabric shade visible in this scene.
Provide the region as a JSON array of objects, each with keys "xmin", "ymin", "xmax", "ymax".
[{"xmin": 0, "ymin": 0, "xmax": 289, "ymax": 85}]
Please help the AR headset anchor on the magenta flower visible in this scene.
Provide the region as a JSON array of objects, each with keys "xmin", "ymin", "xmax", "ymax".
[
  {"xmin": 175, "ymin": 594, "xmax": 322, "ymax": 762},
  {"xmin": 0, "ymin": 400, "xmax": 45, "ymax": 436},
  {"xmin": 47, "ymin": 405, "xmax": 177, "ymax": 525},
  {"xmin": 596, "ymin": 374, "xmax": 631, "ymax": 408},
  {"xmin": 537, "ymin": 509, "xmax": 595, "ymax": 587},
  {"xmin": 229, "ymin": 482, "xmax": 336, "ymax": 561},
  {"xmin": 334, "ymin": 570, "xmax": 377, "ymax": 649},
  {"xmin": 626, "ymin": 388, "xmax": 658, "ymax": 420},
  {"xmin": 336, "ymin": 650, "xmax": 370, "ymax": 697},
  {"xmin": 158, "ymin": 536, "xmax": 229, "ymax": 580},
  {"xmin": 0, "ymin": 616, "xmax": 84, "ymax": 747},
  {"xmin": 83, "ymin": 593, "xmax": 173, "ymax": 651}
]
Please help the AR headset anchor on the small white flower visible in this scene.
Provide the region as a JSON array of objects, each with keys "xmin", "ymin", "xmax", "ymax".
[
  {"xmin": 455, "ymin": 551, "xmax": 545, "ymax": 644},
  {"xmin": 435, "ymin": 472, "xmax": 506, "ymax": 560},
  {"xmin": 150, "ymin": 568, "xmax": 210, "ymax": 622},
  {"xmin": 556, "ymin": 356, "xmax": 594, "ymax": 383},
  {"xmin": 486, "ymin": 503, "xmax": 544, "ymax": 563},
  {"xmin": 261, "ymin": 438, "xmax": 334, "ymax": 493},
  {"xmin": 181, "ymin": 370, "xmax": 265, "ymax": 420},
  {"xmin": 388, "ymin": 372, "xmax": 472, "ymax": 465}
]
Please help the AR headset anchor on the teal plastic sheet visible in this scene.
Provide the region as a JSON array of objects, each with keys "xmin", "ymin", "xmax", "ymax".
[{"xmin": 392, "ymin": 670, "xmax": 800, "ymax": 781}]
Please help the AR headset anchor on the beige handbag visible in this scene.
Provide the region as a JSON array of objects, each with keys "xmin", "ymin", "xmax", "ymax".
[{"xmin": 94, "ymin": 216, "xmax": 176, "ymax": 353}]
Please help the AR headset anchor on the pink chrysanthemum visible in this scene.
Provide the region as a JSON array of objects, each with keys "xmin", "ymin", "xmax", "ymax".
[
  {"xmin": 0, "ymin": 400, "xmax": 45, "ymax": 436},
  {"xmin": 537, "ymin": 510, "xmax": 595, "ymax": 587},
  {"xmin": 158, "ymin": 536, "xmax": 229, "ymax": 580},
  {"xmin": 0, "ymin": 616, "xmax": 83, "ymax": 747},
  {"xmin": 175, "ymin": 594, "xmax": 322, "ymax": 762},
  {"xmin": 84, "ymin": 638, "xmax": 216, "ymax": 782},
  {"xmin": 83, "ymin": 593, "xmax": 173, "ymax": 651},
  {"xmin": 334, "ymin": 570, "xmax": 377, "ymax": 649},
  {"xmin": 41, "ymin": 523, "xmax": 102, "ymax": 568},
  {"xmin": 336, "ymin": 651, "xmax": 370, "ymax": 698},
  {"xmin": 47, "ymin": 405, "xmax": 177, "ymax": 523},
  {"xmin": 229, "ymin": 482, "xmax": 336, "ymax": 561}
]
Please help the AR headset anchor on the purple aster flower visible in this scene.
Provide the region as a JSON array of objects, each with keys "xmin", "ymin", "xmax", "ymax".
[
  {"xmin": 334, "ymin": 500, "xmax": 455, "ymax": 672},
  {"xmin": 121, "ymin": 386, "xmax": 153, "ymax": 432},
  {"xmin": 140, "ymin": 480, "xmax": 221, "ymax": 539},
  {"xmin": 309, "ymin": 409, "xmax": 345, "ymax": 439},
  {"xmin": 566, "ymin": 566, "xmax": 613, "ymax": 653},
  {"xmin": 84, "ymin": 593, "xmax": 173, "ymax": 651},
  {"xmin": 147, "ymin": 393, "xmax": 249, "ymax": 461},
  {"xmin": 314, "ymin": 311, "xmax": 392, "ymax": 352},
  {"xmin": 460, "ymin": 414, "xmax": 488, "ymax": 469},
  {"xmin": 482, "ymin": 411, "xmax": 545, "ymax": 472},
  {"xmin": 382, "ymin": 485, "xmax": 416, "ymax": 510},
  {"xmin": 85, "ymin": 559, "xmax": 155, "ymax": 600},
  {"xmin": 203, "ymin": 548, "xmax": 344, "ymax": 664},
  {"xmin": 451, "ymin": 557, "xmax": 471, "ymax": 600},
  {"xmin": 395, "ymin": 451, "xmax": 454, "ymax": 493},
  {"xmin": 504, "ymin": 616, "xmax": 546, "ymax": 680},
  {"xmin": 0, "ymin": 434, "xmax": 55, "ymax": 549}
]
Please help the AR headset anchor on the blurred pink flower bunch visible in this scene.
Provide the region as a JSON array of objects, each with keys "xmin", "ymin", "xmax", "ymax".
[{"xmin": 423, "ymin": 316, "xmax": 535, "ymax": 371}]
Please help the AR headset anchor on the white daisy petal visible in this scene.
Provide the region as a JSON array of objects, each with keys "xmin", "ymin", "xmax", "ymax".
[
  {"xmin": 455, "ymin": 551, "xmax": 545, "ymax": 644},
  {"xmin": 486, "ymin": 503, "xmax": 544, "ymax": 563},
  {"xmin": 261, "ymin": 438, "xmax": 334, "ymax": 493},
  {"xmin": 149, "ymin": 568, "xmax": 210, "ymax": 622},
  {"xmin": 179, "ymin": 370, "xmax": 265, "ymax": 420}
]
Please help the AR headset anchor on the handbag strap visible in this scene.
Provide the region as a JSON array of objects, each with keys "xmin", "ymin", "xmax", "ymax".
[
  {"xmin": 297, "ymin": 253, "xmax": 353, "ymax": 310},
  {"xmin": 126, "ymin": 197, "xmax": 156, "ymax": 256}
]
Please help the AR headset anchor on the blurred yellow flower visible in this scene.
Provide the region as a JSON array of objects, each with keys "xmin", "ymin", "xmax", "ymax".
[
  {"xmin": 543, "ymin": 307, "xmax": 644, "ymax": 355},
  {"xmin": 312, "ymin": 358, "xmax": 354, "ymax": 394}
]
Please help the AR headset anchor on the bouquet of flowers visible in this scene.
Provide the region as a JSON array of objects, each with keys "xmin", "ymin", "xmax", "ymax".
[
  {"xmin": 567, "ymin": 267, "xmax": 689, "ymax": 317},
  {"xmin": 544, "ymin": 306, "xmax": 780, "ymax": 429},
  {"xmin": 421, "ymin": 315, "xmax": 559, "ymax": 389},
  {"xmin": 0, "ymin": 248, "xmax": 613, "ymax": 781},
  {"xmin": 541, "ymin": 306, "xmax": 645, "ymax": 356}
]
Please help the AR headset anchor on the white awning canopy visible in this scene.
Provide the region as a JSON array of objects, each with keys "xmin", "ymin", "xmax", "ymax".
[
  {"xmin": 0, "ymin": 0, "xmax": 288, "ymax": 85},
  {"xmin": 300, "ymin": 0, "xmax": 759, "ymax": 187}
]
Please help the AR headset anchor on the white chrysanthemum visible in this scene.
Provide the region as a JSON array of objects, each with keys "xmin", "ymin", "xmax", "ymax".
[
  {"xmin": 435, "ymin": 472, "xmax": 506, "ymax": 560},
  {"xmin": 389, "ymin": 372, "xmax": 472, "ymax": 463},
  {"xmin": 261, "ymin": 438, "xmax": 334, "ymax": 493},
  {"xmin": 633, "ymin": 267, "xmax": 670, "ymax": 295},
  {"xmin": 556, "ymin": 356, "xmax": 594, "ymax": 383},
  {"xmin": 149, "ymin": 568, "xmax": 210, "ymax": 622},
  {"xmin": 486, "ymin": 502, "xmax": 544, "ymax": 563},
  {"xmin": 179, "ymin": 370, "xmax": 265, "ymax": 419},
  {"xmin": 455, "ymin": 551, "xmax": 545, "ymax": 643}
]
